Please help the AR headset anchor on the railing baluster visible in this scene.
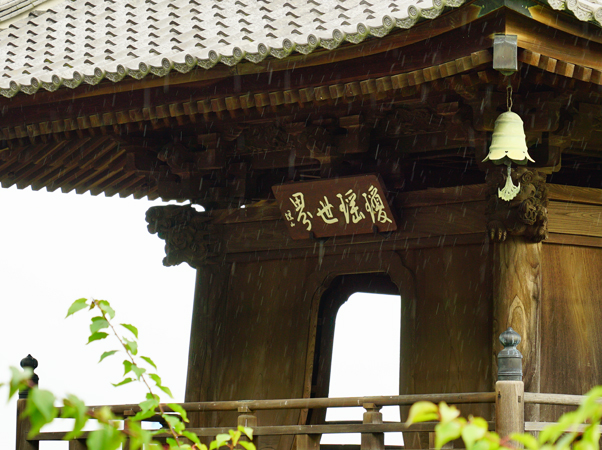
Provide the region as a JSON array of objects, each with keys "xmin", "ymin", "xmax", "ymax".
[
  {"xmin": 123, "ymin": 415, "xmax": 132, "ymax": 450},
  {"xmin": 237, "ymin": 405, "xmax": 258, "ymax": 428},
  {"xmin": 361, "ymin": 402, "xmax": 384, "ymax": 450},
  {"xmin": 68, "ymin": 439, "xmax": 87, "ymax": 450},
  {"xmin": 238, "ymin": 406, "xmax": 258, "ymax": 448},
  {"xmin": 295, "ymin": 434, "xmax": 320, "ymax": 450}
]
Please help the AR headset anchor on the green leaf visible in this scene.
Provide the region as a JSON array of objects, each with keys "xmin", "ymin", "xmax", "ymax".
[
  {"xmin": 99, "ymin": 350, "xmax": 119, "ymax": 363},
  {"xmin": 9, "ymin": 366, "xmax": 33, "ymax": 399},
  {"xmin": 130, "ymin": 409, "xmax": 156, "ymax": 422},
  {"xmin": 90, "ymin": 317, "xmax": 109, "ymax": 334},
  {"xmin": 470, "ymin": 417, "xmax": 489, "ymax": 431},
  {"xmin": 439, "ymin": 402, "xmax": 461, "ymax": 424},
  {"xmin": 87, "ymin": 332, "xmax": 109, "ymax": 344},
  {"xmin": 462, "ymin": 423, "xmax": 487, "ymax": 450},
  {"xmin": 139, "ymin": 395, "xmax": 159, "ymax": 413},
  {"xmin": 120, "ymin": 323, "xmax": 139, "ymax": 338},
  {"xmin": 97, "ymin": 300, "xmax": 115, "ymax": 319},
  {"xmin": 511, "ymin": 433, "xmax": 539, "ymax": 450},
  {"xmin": 149, "ymin": 373, "xmax": 162, "ymax": 386},
  {"xmin": 123, "ymin": 360, "xmax": 133, "ymax": 376},
  {"xmin": 166, "ymin": 437, "xmax": 179, "ymax": 449},
  {"xmin": 141, "ymin": 356, "xmax": 157, "ymax": 370},
  {"xmin": 22, "ymin": 388, "xmax": 58, "ymax": 437},
  {"xmin": 124, "ymin": 338, "xmax": 138, "ymax": 356},
  {"xmin": 229, "ymin": 429, "xmax": 242, "ymax": 446},
  {"xmin": 555, "ymin": 431, "xmax": 578, "ymax": 450},
  {"xmin": 112, "ymin": 378, "xmax": 134, "ymax": 387},
  {"xmin": 66, "ymin": 298, "xmax": 88, "ymax": 318},
  {"xmin": 182, "ymin": 430, "xmax": 200, "ymax": 445},
  {"xmin": 238, "ymin": 425, "xmax": 254, "ymax": 440},
  {"xmin": 472, "ymin": 439, "xmax": 496, "ymax": 450},
  {"xmin": 131, "ymin": 365, "xmax": 146, "ymax": 379},
  {"xmin": 157, "ymin": 384, "xmax": 173, "ymax": 398},
  {"xmin": 239, "ymin": 441, "xmax": 257, "ymax": 450},
  {"xmin": 406, "ymin": 401, "xmax": 439, "ymax": 425},
  {"xmin": 210, "ymin": 434, "xmax": 231, "ymax": 449},
  {"xmin": 126, "ymin": 421, "xmax": 154, "ymax": 450},
  {"xmin": 94, "ymin": 406, "xmax": 116, "ymax": 422},
  {"xmin": 435, "ymin": 420, "xmax": 463, "ymax": 449},
  {"xmin": 167, "ymin": 403, "xmax": 189, "ymax": 423},
  {"xmin": 164, "ymin": 414, "xmax": 185, "ymax": 434},
  {"xmin": 86, "ymin": 425, "xmax": 124, "ymax": 450},
  {"xmin": 62, "ymin": 394, "xmax": 89, "ymax": 440}
]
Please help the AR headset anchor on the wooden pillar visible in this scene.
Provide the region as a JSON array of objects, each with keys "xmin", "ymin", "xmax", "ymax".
[
  {"xmin": 493, "ymin": 236, "xmax": 541, "ymax": 421},
  {"xmin": 185, "ymin": 263, "xmax": 230, "ymax": 427},
  {"xmin": 68, "ymin": 440, "xmax": 88, "ymax": 450}
]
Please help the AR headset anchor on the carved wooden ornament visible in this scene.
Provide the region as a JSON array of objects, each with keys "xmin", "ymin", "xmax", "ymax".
[{"xmin": 272, "ymin": 175, "xmax": 397, "ymax": 240}]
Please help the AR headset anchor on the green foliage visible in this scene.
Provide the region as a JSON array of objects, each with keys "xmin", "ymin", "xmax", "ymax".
[
  {"xmin": 406, "ymin": 387, "xmax": 602, "ymax": 450},
  {"xmin": 61, "ymin": 394, "xmax": 89, "ymax": 439},
  {"xmin": 22, "ymin": 388, "xmax": 58, "ymax": 437},
  {"xmin": 8, "ymin": 365, "xmax": 33, "ymax": 398},
  {"xmin": 4, "ymin": 297, "xmax": 257, "ymax": 450}
]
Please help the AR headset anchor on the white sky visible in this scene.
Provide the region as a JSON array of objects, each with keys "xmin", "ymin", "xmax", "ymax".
[{"xmin": 0, "ymin": 187, "xmax": 402, "ymax": 448}]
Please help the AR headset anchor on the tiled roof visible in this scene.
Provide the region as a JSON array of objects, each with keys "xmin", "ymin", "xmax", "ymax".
[
  {"xmin": 547, "ymin": 0, "xmax": 602, "ymax": 24},
  {"xmin": 0, "ymin": 0, "xmax": 466, "ymax": 98},
  {"xmin": 1, "ymin": 0, "xmax": 48, "ymax": 23}
]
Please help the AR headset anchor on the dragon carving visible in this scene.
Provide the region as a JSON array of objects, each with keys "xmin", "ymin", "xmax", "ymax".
[
  {"xmin": 146, "ymin": 205, "xmax": 216, "ymax": 267},
  {"xmin": 486, "ymin": 167, "xmax": 548, "ymax": 243}
]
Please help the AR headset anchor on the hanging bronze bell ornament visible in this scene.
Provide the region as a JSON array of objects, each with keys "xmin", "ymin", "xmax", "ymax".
[{"xmin": 482, "ymin": 86, "xmax": 535, "ymax": 201}]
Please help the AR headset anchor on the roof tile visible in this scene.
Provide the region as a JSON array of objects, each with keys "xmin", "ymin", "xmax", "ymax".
[{"xmin": 0, "ymin": 0, "xmax": 469, "ymax": 97}]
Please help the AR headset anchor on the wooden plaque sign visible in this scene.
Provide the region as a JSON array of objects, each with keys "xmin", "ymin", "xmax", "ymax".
[{"xmin": 272, "ymin": 175, "xmax": 397, "ymax": 240}]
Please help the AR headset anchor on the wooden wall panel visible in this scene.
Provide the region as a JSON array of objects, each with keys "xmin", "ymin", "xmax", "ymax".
[
  {"xmin": 208, "ymin": 258, "xmax": 313, "ymax": 450},
  {"xmin": 540, "ymin": 244, "xmax": 602, "ymax": 421},
  {"xmin": 403, "ymin": 244, "xmax": 493, "ymax": 415}
]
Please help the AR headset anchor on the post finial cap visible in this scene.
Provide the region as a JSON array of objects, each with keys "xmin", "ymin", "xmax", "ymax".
[
  {"xmin": 20, "ymin": 354, "xmax": 38, "ymax": 370},
  {"xmin": 497, "ymin": 327, "xmax": 523, "ymax": 381}
]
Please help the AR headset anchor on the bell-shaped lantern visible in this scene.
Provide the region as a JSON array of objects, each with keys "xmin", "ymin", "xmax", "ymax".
[
  {"xmin": 484, "ymin": 111, "xmax": 534, "ymax": 166},
  {"xmin": 483, "ymin": 107, "xmax": 535, "ymax": 201}
]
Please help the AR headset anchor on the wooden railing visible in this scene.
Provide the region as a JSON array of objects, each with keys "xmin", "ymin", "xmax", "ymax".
[
  {"xmin": 16, "ymin": 388, "xmax": 593, "ymax": 450},
  {"xmin": 17, "ymin": 392, "xmax": 496, "ymax": 450},
  {"xmin": 14, "ymin": 329, "xmax": 592, "ymax": 449}
]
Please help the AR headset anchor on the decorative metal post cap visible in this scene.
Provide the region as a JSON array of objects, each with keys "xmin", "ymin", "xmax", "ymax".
[
  {"xmin": 497, "ymin": 327, "xmax": 523, "ymax": 381},
  {"xmin": 20, "ymin": 354, "xmax": 38, "ymax": 370},
  {"xmin": 19, "ymin": 354, "xmax": 39, "ymax": 399}
]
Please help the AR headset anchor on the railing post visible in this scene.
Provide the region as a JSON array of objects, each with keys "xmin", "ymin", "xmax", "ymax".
[
  {"xmin": 361, "ymin": 403, "xmax": 384, "ymax": 450},
  {"xmin": 495, "ymin": 328, "xmax": 525, "ymax": 442},
  {"xmin": 16, "ymin": 355, "xmax": 39, "ymax": 450},
  {"xmin": 237, "ymin": 406, "xmax": 258, "ymax": 448}
]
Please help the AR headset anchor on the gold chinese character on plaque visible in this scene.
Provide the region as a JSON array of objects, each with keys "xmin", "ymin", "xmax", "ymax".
[{"xmin": 289, "ymin": 192, "xmax": 313, "ymax": 231}]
